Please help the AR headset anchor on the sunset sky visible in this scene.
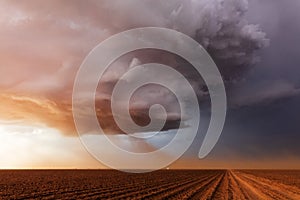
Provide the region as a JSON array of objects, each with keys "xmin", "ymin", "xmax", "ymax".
[{"xmin": 0, "ymin": 0, "xmax": 300, "ymax": 169}]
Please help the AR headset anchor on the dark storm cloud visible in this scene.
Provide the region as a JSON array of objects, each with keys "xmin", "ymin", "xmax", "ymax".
[
  {"xmin": 228, "ymin": 0, "xmax": 300, "ymax": 107},
  {"xmin": 191, "ymin": 0, "xmax": 300, "ymax": 165},
  {"xmin": 0, "ymin": 0, "xmax": 269, "ymax": 135}
]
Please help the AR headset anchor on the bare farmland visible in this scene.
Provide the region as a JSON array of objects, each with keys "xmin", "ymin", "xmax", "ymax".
[{"xmin": 0, "ymin": 170, "xmax": 299, "ymax": 199}]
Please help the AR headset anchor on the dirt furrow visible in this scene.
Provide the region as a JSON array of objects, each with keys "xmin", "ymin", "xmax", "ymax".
[
  {"xmin": 168, "ymin": 171, "xmax": 224, "ymax": 199},
  {"xmin": 185, "ymin": 171, "xmax": 224, "ymax": 200},
  {"xmin": 209, "ymin": 170, "xmax": 229, "ymax": 200},
  {"xmin": 138, "ymin": 174, "xmax": 218, "ymax": 200},
  {"xmin": 107, "ymin": 176, "xmax": 204, "ymax": 199},
  {"xmin": 227, "ymin": 170, "xmax": 262, "ymax": 199},
  {"xmin": 236, "ymin": 171, "xmax": 300, "ymax": 200}
]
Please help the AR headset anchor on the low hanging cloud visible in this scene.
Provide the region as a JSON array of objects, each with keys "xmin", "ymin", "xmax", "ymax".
[
  {"xmin": 230, "ymin": 80, "xmax": 300, "ymax": 107},
  {"xmin": 0, "ymin": 0, "xmax": 269, "ymax": 135}
]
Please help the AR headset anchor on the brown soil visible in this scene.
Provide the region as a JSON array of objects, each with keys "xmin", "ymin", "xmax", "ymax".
[{"xmin": 0, "ymin": 169, "xmax": 299, "ymax": 199}]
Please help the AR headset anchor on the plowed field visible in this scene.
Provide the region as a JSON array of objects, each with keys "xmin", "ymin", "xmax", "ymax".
[{"xmin": 0, "ymin": 170, "xmax": 299, "ymax": 199}]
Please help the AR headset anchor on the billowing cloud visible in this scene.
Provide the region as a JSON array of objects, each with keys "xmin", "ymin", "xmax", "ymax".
[{"xmin": 0, "ymin": 0, "xmax": 269, "ymax": 135}]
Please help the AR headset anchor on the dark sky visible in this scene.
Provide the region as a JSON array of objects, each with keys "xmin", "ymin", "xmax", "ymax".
[{"xmin": 184, "ymin": 0, "xmax": 300, "ymax": 168}]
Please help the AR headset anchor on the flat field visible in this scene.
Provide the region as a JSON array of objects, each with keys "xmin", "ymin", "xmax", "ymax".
[{"xmin": 0, "ymin": 169, "xmax": 300, "ymax": 199}]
